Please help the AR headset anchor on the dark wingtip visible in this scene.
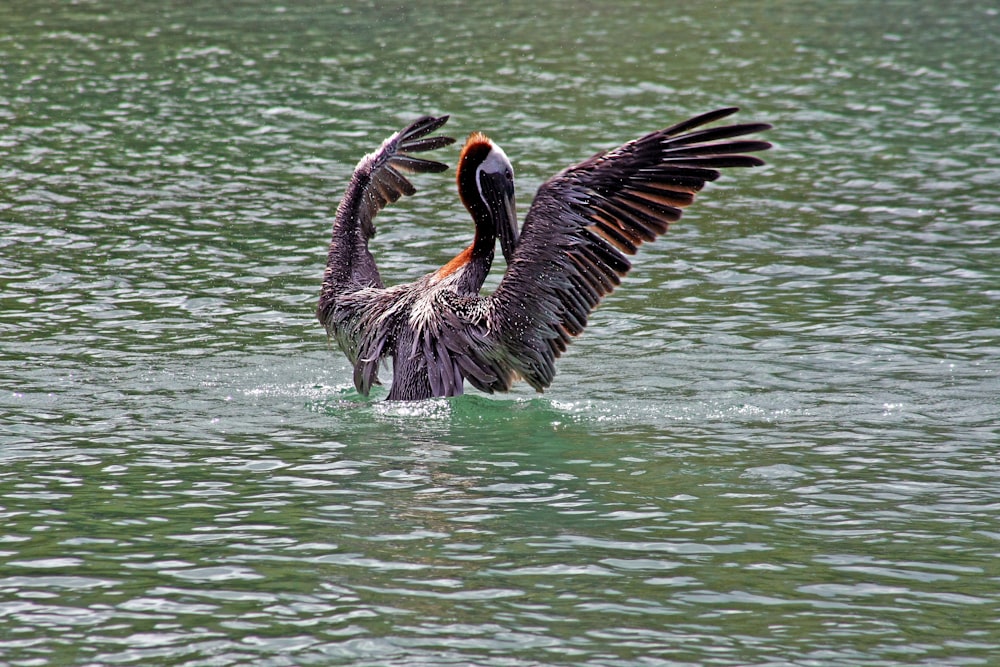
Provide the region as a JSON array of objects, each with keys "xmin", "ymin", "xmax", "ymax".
[
  {"xmin": 399, "ymin": 116, "xmax": 455, "ymax": 155},
  {"xmin": 405, "ymin": 114, "xmax": 450, "ymax": 141},
  {"xmin": 743, "ymin": 155, "xmax": 768, "ymax": 167},
  {"xmin": 663, "ymin": 107, "xmax": 741, "ymax": 136},
  {"xmin": 415, "ymin": 159, "xmax": 451, "ymax": 173},
  {"xmin": 389, "ymin": 155, "xmax": 451, "ymax": 174},
  {"xmin": 669, "ymin": 155, "xmax": 769, "ymax": 168},
  {"xmin": 405, "ymin": 135, "xmax": 456, "ymax": 152}
]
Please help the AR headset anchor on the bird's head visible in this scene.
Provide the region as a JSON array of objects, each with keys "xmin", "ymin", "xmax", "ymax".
[{"xmin": 457, "ymin": 132, "xmax": 519, "ymax": 261}]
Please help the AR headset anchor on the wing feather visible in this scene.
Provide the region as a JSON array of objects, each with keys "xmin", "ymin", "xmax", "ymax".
[
  {"xmin": 319, "ymin": 115, "xmax": 455, "ymax": 297},
  {"xmin": 484, "ymin": 108, "xmax": 771, "ymax": 391},
  {"xmin": 316, "ymin": 116, "xmax": 455, "ymax": 396}
]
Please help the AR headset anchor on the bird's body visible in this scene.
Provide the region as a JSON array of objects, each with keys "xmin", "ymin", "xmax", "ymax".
[{"xmin": 317, "ymin": 110, "xmax": 771, "ymax": 400}]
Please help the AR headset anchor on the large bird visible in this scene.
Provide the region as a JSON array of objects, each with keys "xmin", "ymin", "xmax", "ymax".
[{"xmin": 317, "ymin": 109, "xmax": 771, "ymax": 400}]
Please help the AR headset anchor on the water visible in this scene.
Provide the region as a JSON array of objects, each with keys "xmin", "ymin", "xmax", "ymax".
[{"xmin": 2, "ymin": 0, "xmax": 999, "ymax": 665}]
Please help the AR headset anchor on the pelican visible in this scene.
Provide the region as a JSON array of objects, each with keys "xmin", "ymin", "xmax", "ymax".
[{"xmin": 317, "ymin": 109, "xmax": 771, "ymax": 400}]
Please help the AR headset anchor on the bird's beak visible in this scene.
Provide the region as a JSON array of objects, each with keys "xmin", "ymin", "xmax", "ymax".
[
  {"xmin": 497, "ymin": 185, "xmax": 519, "ymax": 262},
  {"xmin": 481, "ymin": 172, "xmax": 519, "ymax": 263}
]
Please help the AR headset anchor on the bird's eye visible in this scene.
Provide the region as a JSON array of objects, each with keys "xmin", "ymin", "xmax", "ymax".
[{"xmin": 505, "ymin": 168, "xmax": 513, "ymax": 181}]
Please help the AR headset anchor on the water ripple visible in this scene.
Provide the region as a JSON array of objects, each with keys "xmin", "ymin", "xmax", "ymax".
[{"xmin": 2, "ymin": 1, "xmax": 999, "ymax": 665}]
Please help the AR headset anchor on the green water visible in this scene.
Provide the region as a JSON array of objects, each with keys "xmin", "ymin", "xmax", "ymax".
[{"xmin": 2, "ymin": 1, "xmax": 999, "ymax": 665}]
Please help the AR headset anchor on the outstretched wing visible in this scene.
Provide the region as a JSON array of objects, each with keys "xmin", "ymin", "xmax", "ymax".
[
  {"xmin": 317, "ymin": 116, "xmax": 455, "ymax": 395},
  {"xmin": 484, "ymin": 107, "xmax": 772, "ymax": 391},
  {"xmin": 320, "ymin": 115, "xmax": 455, "ymax": 296}
]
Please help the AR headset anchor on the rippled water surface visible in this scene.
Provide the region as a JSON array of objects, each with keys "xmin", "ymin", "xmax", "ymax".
[{"xmin": 2, "ymin": 1, "xmax": 999, "ymax": 665}]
